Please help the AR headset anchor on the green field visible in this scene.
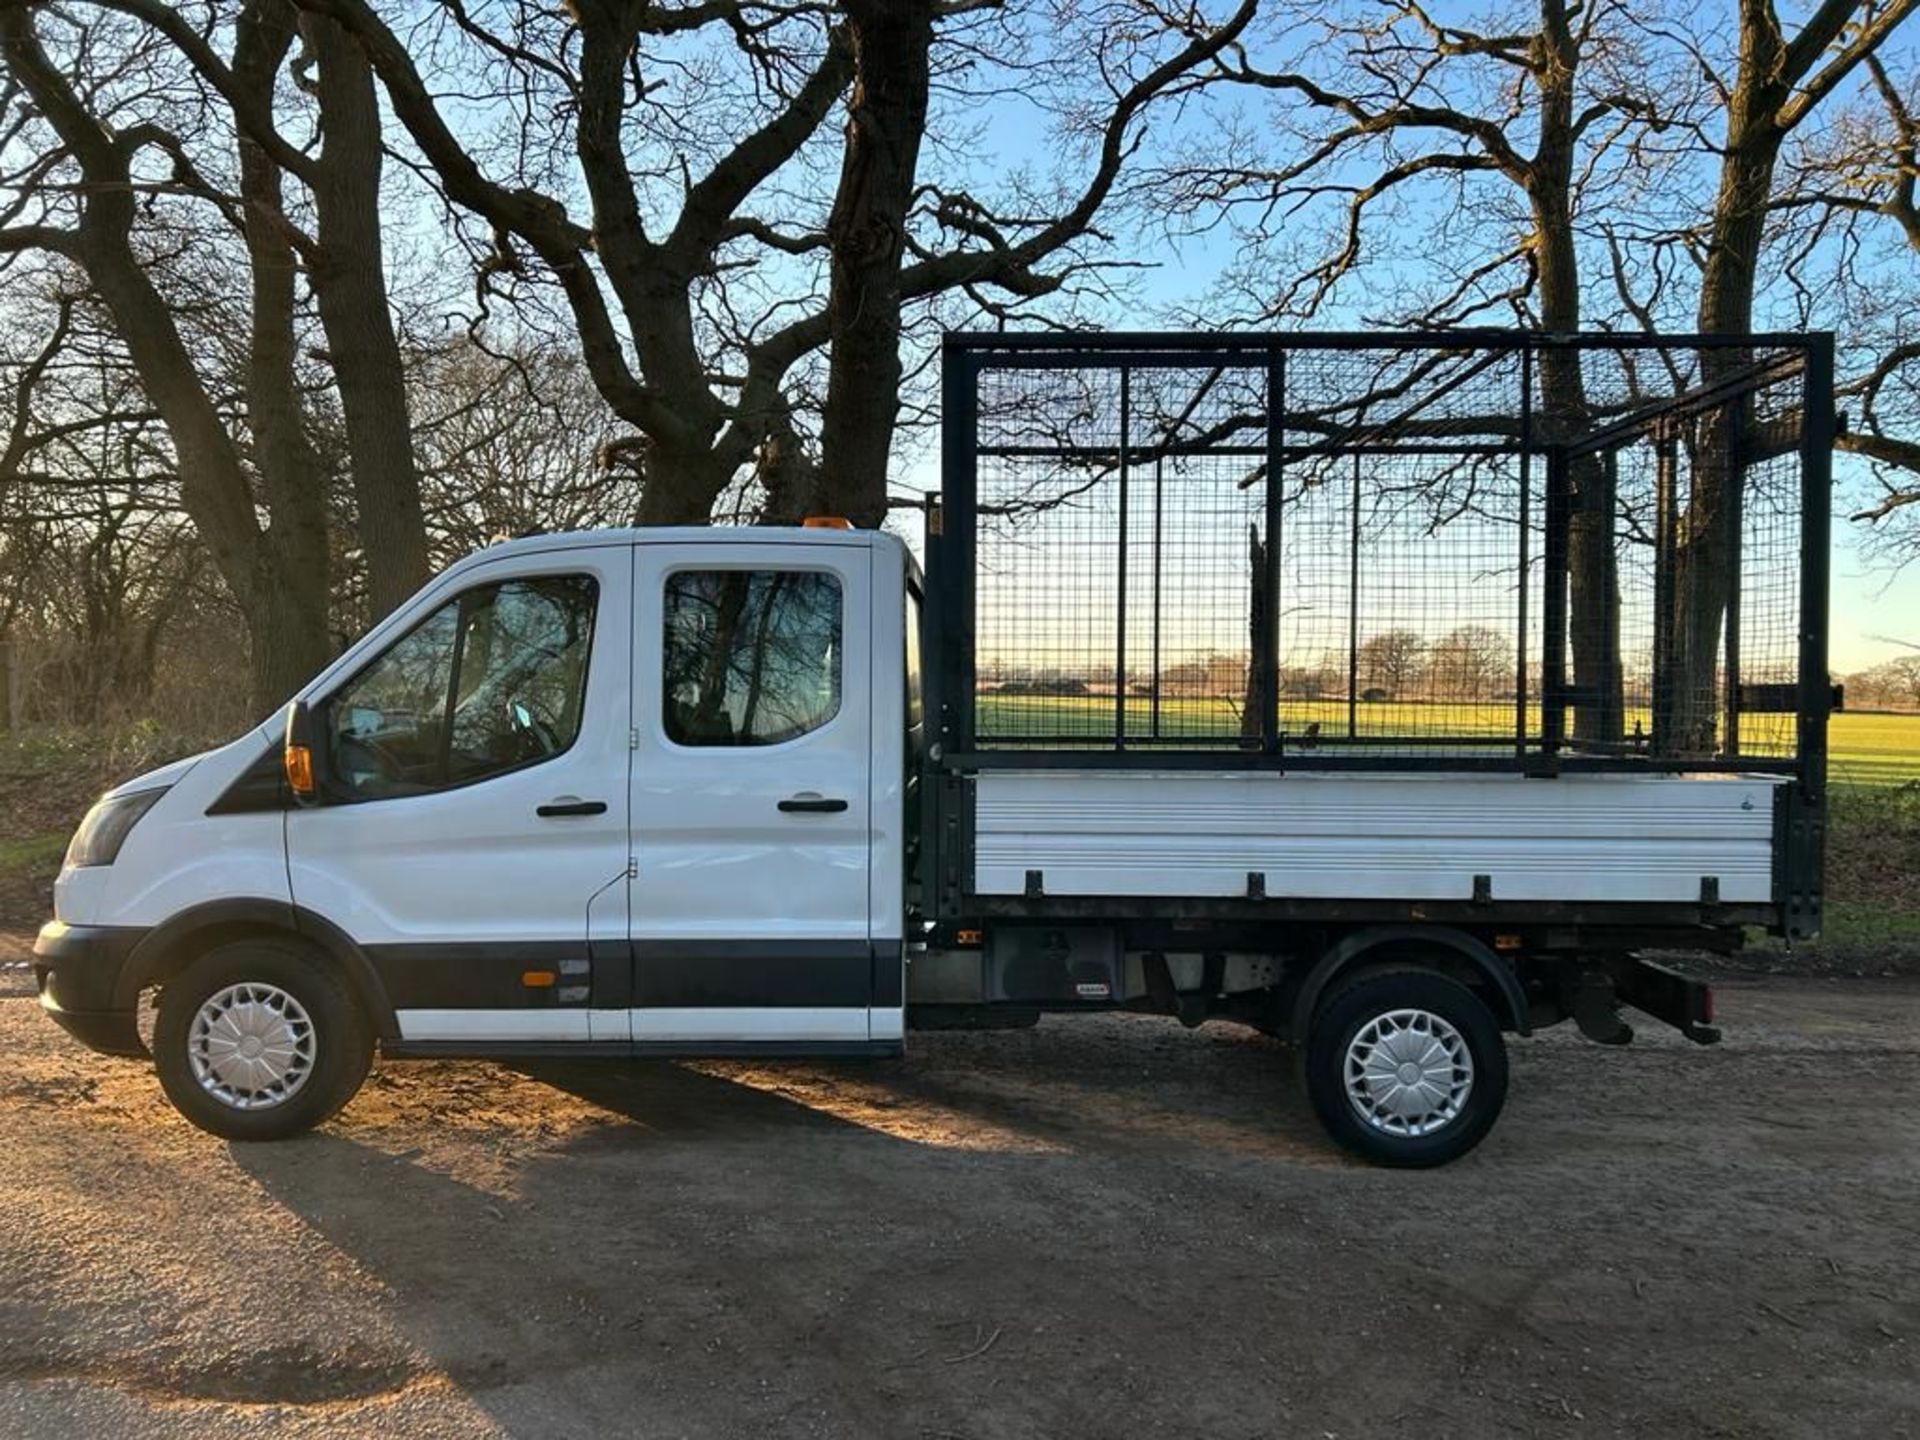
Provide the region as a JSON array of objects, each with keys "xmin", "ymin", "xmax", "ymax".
[
  {"xmin": 975, "ymin": 694, "xmax": 1920, "ymax": 784},
  {"xmin": 1826, "ymin": 711, "xmax": 1920, "ymax": 785}
]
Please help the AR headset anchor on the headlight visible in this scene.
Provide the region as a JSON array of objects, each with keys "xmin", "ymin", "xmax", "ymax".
[{"xmin": 65, "ymin": 787, "xmax": 169, "ymax": 869}]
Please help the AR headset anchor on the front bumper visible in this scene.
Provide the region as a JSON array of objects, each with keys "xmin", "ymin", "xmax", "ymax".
[{"xmin": 32, "ymin": 920, "xmax": 149, "ymax": 1057}]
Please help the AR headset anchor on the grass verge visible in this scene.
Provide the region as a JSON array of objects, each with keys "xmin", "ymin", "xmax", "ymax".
[{"xmin": 0, "ymin": 724, "xmax": 221, "ymax": 931}]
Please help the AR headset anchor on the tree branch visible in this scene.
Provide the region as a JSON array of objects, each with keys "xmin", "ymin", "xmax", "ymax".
[{"xmin": 1782, "ymin": 0, "xmax": 1920, "ymax": 132}]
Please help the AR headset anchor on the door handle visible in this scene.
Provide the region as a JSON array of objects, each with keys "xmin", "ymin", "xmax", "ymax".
[
  {"xmin": 537, "ymin": 799, "xmax": 608, "ymax": 818},
  {"xmin": 778, "ymin": 795, "xmax": 848, "ymax": 814}
]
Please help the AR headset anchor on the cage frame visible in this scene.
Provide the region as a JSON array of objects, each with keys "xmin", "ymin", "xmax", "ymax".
[{"xmin": 924, "ymin": 329, "xmax": 1834, "ymax": 793}]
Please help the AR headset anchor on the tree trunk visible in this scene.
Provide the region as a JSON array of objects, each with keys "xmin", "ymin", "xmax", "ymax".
[
  {"xmin": 248, "ymin": 551, "xmax": 333, "ymax": 709},
  {"xmin": 1242, "ymin": 526, "xmax": 1265, "ymax": 744},
  {"xmin": 1538, "ymin": 339, "xmax": 1623, "ymax": 747},
  {"xmin": 303, "ymin": 12, "xmax": 430, "ymax": 618},
  {"xmin": 755, "ymin": 412, "xmax": 825, "ymax": 525},
  {"xmin": 636, "ymin": 438, "xmax": 734, "ymax": 525},
  {"xmin": 1531, "ymin": 4, "xmax": 1623, "ymax": 744},
  {"xmin": 236, "ymin": 1, "xmax": 332, "ymax": 701},
  {"xmin": 1667, "ymin": 10, "xmax": 1791, "ymax": 755},
  {"xmin": 815, "ymin": 0, "xmax": 935, "ymax": 528},
  {"xmin": 4, "ymin": 637, "xmax": 23, "ymax": 732}
]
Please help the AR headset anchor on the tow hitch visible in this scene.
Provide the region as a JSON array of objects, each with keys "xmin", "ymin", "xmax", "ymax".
[{"xmin": 1616, "ymin": 957, "xmax": 1721, "ymax": 1045}]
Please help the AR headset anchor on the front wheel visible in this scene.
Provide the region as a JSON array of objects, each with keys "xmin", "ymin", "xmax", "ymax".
[
  {"xmin": 1304, "ymin": 968, "xmax": 1509, "ymax": 1167},
  {"xmin": 153, "ymin": 937, "xmax": 373, "ymax": 1141}
]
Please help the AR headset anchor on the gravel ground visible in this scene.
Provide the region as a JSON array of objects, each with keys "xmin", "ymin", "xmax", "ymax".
[{"xmin": 2, "ymin": 936, "xmax": 1917, "ymax": 1439}]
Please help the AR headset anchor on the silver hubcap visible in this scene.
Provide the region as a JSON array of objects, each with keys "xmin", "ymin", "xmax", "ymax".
[
  {"xmin": 187, "ymin": 983, "xmax": 316, "ymax": 1111},
  {"xmin": 1343, "ymin": 1007, "xmax": 1474, "ymax": 1137}
]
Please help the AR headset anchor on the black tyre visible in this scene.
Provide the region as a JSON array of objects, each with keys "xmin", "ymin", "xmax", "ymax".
[
  {"xmin": 153, "ymin": 937, "xmax": 373, "ymax": 1141},
  {"xmin": 1304, "ymin": 968, "xmax": 1508, "ymax": 1167}
]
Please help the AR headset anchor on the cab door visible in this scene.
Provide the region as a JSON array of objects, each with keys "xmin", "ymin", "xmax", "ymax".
[
  {"xmin": 629, "ymin": 537, "xmax": 875, "ymax": 1043},
  {"xmin": 286, "ymin": 544, "xmax": 632, "ymax": 1043}
]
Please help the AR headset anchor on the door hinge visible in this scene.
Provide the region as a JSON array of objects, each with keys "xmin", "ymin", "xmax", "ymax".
[
  {"xmin": 628, "ymin": 728, "xmax": 639, "ymax": 750},
  {"xmin": 626, "ymin": 856, "xmax": 638, "ymax": 879}
]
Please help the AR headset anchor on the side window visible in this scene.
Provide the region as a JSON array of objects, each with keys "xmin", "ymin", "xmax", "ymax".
[
  {"xmin": 328, "ymin": 574, "xmax": 597, "ymax": 800},
  {"xmin": 904, "ymin": 582, "xmax": 925, "ymax": 878},
  {"xmin": 663, "ymin": 569, "xmax": 841, "ymax": 746},
  {"xmin": 905, "ymin": 584, "xmax": 924, "ymax": 734}
]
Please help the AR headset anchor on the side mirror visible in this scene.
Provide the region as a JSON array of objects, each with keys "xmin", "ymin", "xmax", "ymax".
[{"xmin": 282, "ymin": 699, "xmax": 330, "ymax": 806}]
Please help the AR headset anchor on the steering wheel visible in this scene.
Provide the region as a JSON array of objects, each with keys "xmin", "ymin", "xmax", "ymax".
[{"xmin": 506, "ymin": 697, "xmax": 562, "ymax": 756}]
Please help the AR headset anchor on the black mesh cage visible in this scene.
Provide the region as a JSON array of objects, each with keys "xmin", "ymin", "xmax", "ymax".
[{"xmin": 930, "ymin": 331, "xmax": 1832, "ymax": 778}]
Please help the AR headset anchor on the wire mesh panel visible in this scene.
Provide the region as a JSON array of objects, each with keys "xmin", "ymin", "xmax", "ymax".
[
  {"xmin": 974, "ymin": 361, "xmax": 1270, "ymax": 747},
  {"xmin": 940, "ymin": 332, "xmax": 1828, "ymax": 778},
  {"xmin": 1736, "ymin": 370, "xmax": 1811, "ymax": 760},
  {"xmin": 1544, "ymin": 343, "xmax": 1811, "ymax": 765},
  {"xmin": 1121, "ymin": 443, "xmax": 1266, "ymax": 746}
]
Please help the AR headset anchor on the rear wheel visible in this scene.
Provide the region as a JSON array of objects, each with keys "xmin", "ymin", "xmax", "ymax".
[
  {"xmin": 154, "ymin": 937, "xmax": 373, "ymax": 1141},
  {"xmin": 1304, "ymin": 968, "xmax": 1508, "ymax": 1167}
]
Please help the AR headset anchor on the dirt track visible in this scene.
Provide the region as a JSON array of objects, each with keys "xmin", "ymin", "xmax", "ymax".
[{"xmin": 2, "ymin": 941, "xmax": 1917, "ymax": 1439}]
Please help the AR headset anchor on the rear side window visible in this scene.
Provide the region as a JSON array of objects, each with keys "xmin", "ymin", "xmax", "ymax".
[
  {"xmin": 905, "ymin": 584, "xmax": 924, "ymax": 734},
  {"xmin": 663, "ymin": 570, "xmax": 841, "ymax": 746},
  {"xmin": 327, "ymin": 574, "xmax": 597, "ymax": 800}
]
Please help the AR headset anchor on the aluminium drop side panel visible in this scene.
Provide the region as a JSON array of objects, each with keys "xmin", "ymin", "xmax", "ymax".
[{"xmin": 971, "ymin": 771, "xmax": 1783, "ymax": 905}]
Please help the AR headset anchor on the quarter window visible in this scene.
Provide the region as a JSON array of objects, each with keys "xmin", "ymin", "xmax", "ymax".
[
  {"xmin": 905, "ymin": 584, "xmax": 924, "ymax": 734},
  {"xmin": 663, "ymin": 570, "xmax": 842, "ymax": 746},
  {"xmin": 327, "ymin": 575, "xmax": 597, "ymax": 800}
]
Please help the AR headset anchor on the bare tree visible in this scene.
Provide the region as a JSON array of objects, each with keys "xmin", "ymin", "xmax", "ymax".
[
  {"xmin": 1869, "ymin": 652, "xmax": 1920, "ymax": 705},
  {"xmin": 1156, "ymin": 0, "xmax": 1920, "ymax": 749},
  {"xmin": 1430, "ymin": 624, "xmax": 1510, "ymax": 700},
  {"xmin": 0, "ymin": 0, "xmax": 439, "ymax": 705},
  {"xmin": 302, "ymin": 10, "xmax": 431, "ymax": 614},
  {"xmin": 1773, "ymin": 49, "xmax": 1920, "ymax": 564},
  {"xmin": 0, "ymin": 4, "xmax": 331, "ymax": 707},
  {"xmin": 0, "ymin": 285, "xmax": 208, "ymax": 724},
  {"xmin": 282, "ymin": 0, "xmax": 1255, "ymax": 530},
  {"xmin": 409, "ymin": 335, "xmax": 646, "ymax": 557},
  {"xmin": 1651, "ymin": 0, "xmax": 1920, "ymax": 750},
  {"xmin": 801, "ymin": 0, "xmax": 937, "ymax": 525},
  {"xmin": 1357, "ymin": 628, "xmax": 1425, "ymax": 697},
  {"xmin": 1160, "ymin": 0, "xmax": 1682, "ymax": 741},
  {"xmin": 93, "ymin": 0, "xmax": 433, "ymax": 615}
]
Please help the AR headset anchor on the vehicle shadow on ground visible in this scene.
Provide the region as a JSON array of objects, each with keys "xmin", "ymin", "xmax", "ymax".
[
  {"xmin": 229, "ymin": 1037, "xmax": 1349, "ymax": 1433},
  {"xmin": 233, "ymin": 1064, "xmax": 913, "ymax": 1434},
  {"xmin": 514, "ymin": 1019, "xmax": 1342, "ymax": 1165}
]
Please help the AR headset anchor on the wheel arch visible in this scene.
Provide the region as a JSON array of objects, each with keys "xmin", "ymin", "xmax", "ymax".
[
  {"xmin": 1289, "ymin": 925, "xmax": 1528, "ymax": 1043},
  {"xmin": 116, "ymin": 899, "xmax": 399, "ymax": 1041}
]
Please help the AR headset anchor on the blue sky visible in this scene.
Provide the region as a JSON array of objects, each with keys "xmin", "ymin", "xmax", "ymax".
[{"xmin": 891, "ymin": 25, "xmax": 1920, "ymax": 677}]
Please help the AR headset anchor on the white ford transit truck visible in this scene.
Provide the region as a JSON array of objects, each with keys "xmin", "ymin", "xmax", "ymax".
[{"xmin": 32, "ymin": 331, "xmax": 1833, "ymax": 1165}]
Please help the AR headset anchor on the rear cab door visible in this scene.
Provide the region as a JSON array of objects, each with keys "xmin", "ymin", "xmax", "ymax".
[{"xmin": 630, "ymin": 532, "xmax": 890, "ymax": 1044}]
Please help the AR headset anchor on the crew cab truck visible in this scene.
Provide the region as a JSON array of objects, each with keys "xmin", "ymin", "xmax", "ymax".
[{"xmin": 33, "ymin": 331, "xmax": 1833, "ymax": 1166}]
